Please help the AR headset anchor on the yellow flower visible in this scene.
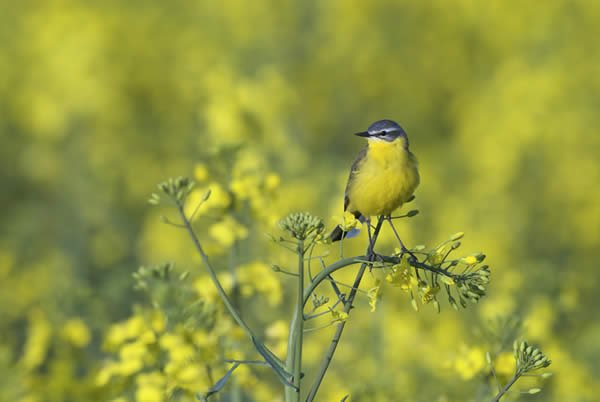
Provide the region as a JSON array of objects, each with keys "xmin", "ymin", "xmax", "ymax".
[
  {"xmin": 420, "ymin": 284, "xmax": 440, "ymax": 304},
  {"xmin": 96, "ymin": 361, "xmax": 117, "ymax": 386},
  {"xmin": 336, "ymin": 211, "xmax": 361, "ymax": 232},
  {"xmin": 136, "ymin": 371, "xmax": 166, "ymax": 402},
  {"xmin": 119, "ymin": 341, "xmax": 147, "ymax": 362},
  {"xmin": 265, "ymin": 320, "xmax": 288, "ymax": 339},
  {"xmin": 236, "ymin": 262, "xmax": 282, "ymax": 306},
  {"xmin": 460, "ymin": 255, "xmax": 478, "ymax": 265},
  {"xmin": 454, "ymin": 346, "xmax": 486, "ymax": 380},
  {"xmin": 330, "ymin": 310, "xmax": 349, "ymax": 322},
  {"xmin": 61, "ymin": 318, "xmax": 91, "ymax": 348},
  {"xmin": 116, "ymin": 358, "xmax": 144, "ymax": 376},
  {"xmin": 209, "ymin": 216, "xmax": 248, "ymax": 247},
  {"xmin": 169, "ymin": 343, "xmax": 195, "ymax": 363},
  {"xmin": 175, "ymin": 364, "xmax": 203, "ymax": 384},
  {"xmin": 194, "ymin": 273, "xmax": 234, "ymax": 302},
  {"xmin": 494, "ymin": 351, "xmax": 516, "ymax": 377},
  {"xmin": 159, "ymin": 333, "xmax": 184, "ymax": 351},
  {"xmin": 367, "ymin": 280, "xmax": 383, "ymax": 312},
  {"xmin": 230, "ymin": 175, "xmax": 260, "ymax": 200},
  {"xmin": 264, "ymin": 173, "xmax": 280, "ymax": 191},
  {"xmin": 21, "ymin": 310, "xmax": 52, "ymax": 370},
  {"xmin": 385, "ymin": 263, "xmax": 417, "ymax": 291},
  {"xmin": 429, "ymin": 244, "xmax": 450, "ymax": 265},
  {"xmin": 136, "ymin": 385, "xmax": 164, "ymax": 402},
  {"xmin": 194, "ymin": 164, "xmax": 209, "ymax": 182},
  {"xmin": 151, "ymin": 311, "xmax": 166, "ymax": 333},
  {"xmin": 184, "ymin": 182, "xmax": 231, "ymax": 218}
]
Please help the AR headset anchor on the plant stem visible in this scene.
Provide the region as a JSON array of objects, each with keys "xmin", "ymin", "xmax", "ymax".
[
  {"xmin": 305, "ymin": 216, "xmax": 385, "ymax": 402},
  {"xmin": 179, "ymin": 204, "xmax": 299, "ymax": 389},
  {"xmin": 302, "ymin": 256, "xmax": 367, "ymax": 306},
  {"xmin": 492, "ymin": 372, "xmax": 521, "ymax": 402},
  {"xmin": 286, "ymin": 240, "xmax": 305, "ymax": 402},
  {"xmin": 177, "ymin": 204, "xmax": 254, "ymax": 337}
]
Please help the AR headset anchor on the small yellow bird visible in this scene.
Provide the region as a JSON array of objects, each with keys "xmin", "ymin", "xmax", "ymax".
[{"xmin": 331, "ymin": 119, "xmax": 420, "ymax": 241}]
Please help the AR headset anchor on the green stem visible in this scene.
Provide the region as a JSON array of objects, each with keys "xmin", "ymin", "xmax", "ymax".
[
  {"xmin": 178, "ymin": 202, "xmax": 298, "ymax": 389},
  {"xmin": 492, "ymin": 372, "xmax": 521, "ymax": 402},
  {"xmin": 177, "ymin": 204, "xmax": 255, "ymax": 337},
  {"xmin": 286, "ymin": 240, "xmax": 305, "ymax": 402},
  {"xmin": 302, "ymin": 256, "xmax": 366, "ymax": 306},
  {"xmin": 305, "ymin": 216, "xmax": 385, "ymax": 402},
  {"xmin": 301, "ymin": 255, "xmax": 454, "ymax": 309}
]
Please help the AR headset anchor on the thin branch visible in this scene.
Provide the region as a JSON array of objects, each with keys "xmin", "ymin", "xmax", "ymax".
[
  {"xmin": 305, "ymin": 216, "xmax": 385, "ymax": 402},
  {"xmin": 175, "ymin": 203, "xmax": 291, "ymax": 385},
  {"xmin": 492, "ymin": 372, "xmax": 521, "ymax": 402}
]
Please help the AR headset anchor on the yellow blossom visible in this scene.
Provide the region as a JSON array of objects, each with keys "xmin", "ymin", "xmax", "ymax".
[
  {"xmin": 116, "ymin": 358, "xmax": 144, "ymax": 376},
  {"xmin": 193, "ymin": 164, "xmax": 209, "ymax": 182},
  {"xmin": 136, "ymin": 385, "xmax": 164, "ymax": 402},
  {"xmin": 264, "ymin": 173, "xmax": 280, "ymax": 191},
  {"xmin": 236, "ymin": 261, "xmax": 282, "ymax": 305},
  {"xmin": 337, "ymin": 211, "xmax": 362, "ymax": 231},
  {"xmin": 151, "ymin": 311, "xmax": 166, "ymax": 333},
  {"xmin": 209, "ymin": 216, "xmax": 248, "ymax": 247},
  {"xmin": 119, "ymin": 341, "xmax": 147, "ymax": 362},
  {"xmin": 494, "ymin": 351, "xmax": 516, "ymax": 377},
  {"xmin": 194, "ymin": 273, "xmax": 234, "ymax": 302},
  {"xmin": 454, "ymin": 346, "xmax": 486, "ymax": 380},
  {"xmin": 61, "ymin": 318, "xmax": 91, "ymax": 348},
  {"xmin": 385, "ymin": 263, "xmax": 417, "ymax": 291},
  {"xmin": 230, "ymin": 175, "xmax": 261, "ymax": 200},
  {"xmin": 420, "ymin": 284, "xmax": 440, "ymax": 304},
  {"xmin": 96, "ymin": 361, "xmax": 118, "ymax": 386},
  {"xmin": 429, "ymin": 244, "xmax": 450, "ymax": 265},
  {"xmin": 159, "ymin": 333, "xmax": 184, "ymax": 351},
  {"xmin": 331, "ymin": 310, "xmax": 349, "ymax": 322},
  {"xmin": 175, "ymin": 364, "xmax": 203, "ymax": 384},
  {"xmin": 184, "ymin": 182, "xmax": 231, "ymax": 218},
  {"xmin": 460, "ymin": 255, "xmax": 479, "ymax": 265},
  {"xmin": 169, "ymin": 343, "xmax": 195, "ymax": 363},
  {"xmin": 136, "ymin": 371, "xmax": 166, "ymax": 402},
  {"xmin": 21, "ymin": 310, "xmax": 52, "ymax": 370},
  {"xmin": 367, "ymin": 280, "xmax": 383, "ymax": 312},
  {"xmin": 265, "ymin": 320, "xmax": 288, "ymax": 339}
]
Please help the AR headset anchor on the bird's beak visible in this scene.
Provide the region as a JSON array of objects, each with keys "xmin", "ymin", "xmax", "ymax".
[{"xmin": 355, "ymin": 131, "xmax": 371, "ymax": 137}]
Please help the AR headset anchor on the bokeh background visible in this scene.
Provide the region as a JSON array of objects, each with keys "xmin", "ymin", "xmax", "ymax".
[{"xmin": 1, "ymin": 1, "xmax": 599, "ymax": 401}]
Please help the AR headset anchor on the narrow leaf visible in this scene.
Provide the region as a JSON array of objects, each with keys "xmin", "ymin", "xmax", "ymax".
[
  {"xmin": 203, "ymin": 362, "xmax": 240, "ymax": 399},
  {"xmin": 252, "ymin": 337, "xmax": 296, "ymax": 389}
]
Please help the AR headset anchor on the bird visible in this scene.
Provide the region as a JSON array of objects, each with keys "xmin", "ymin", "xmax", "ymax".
[{"xmin": 330, "ymin": 119, "xmax": 420, "ymax": 242}]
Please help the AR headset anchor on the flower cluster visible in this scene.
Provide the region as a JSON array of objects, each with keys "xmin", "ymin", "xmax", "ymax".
[{"xmin": 279, "ymin": 212, "xmax": 325, "ymax": 242}]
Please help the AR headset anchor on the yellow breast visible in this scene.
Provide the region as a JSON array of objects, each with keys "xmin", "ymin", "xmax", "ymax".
[{"xmin": 347, "ymin": 139, "xmax": 419, "ymax": 217}]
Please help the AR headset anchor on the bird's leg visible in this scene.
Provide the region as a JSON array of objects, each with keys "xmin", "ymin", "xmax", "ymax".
[
  {"xmin": 366, "ymin": 216, "xmax": 373, "ymax": 254},
  {"xmin": 364, "ymin": 216, "xmax": 386, "ymax": 264},
  {"xmin": 386, "ymin": 215, "xmax": 417, "ymax": 260}
]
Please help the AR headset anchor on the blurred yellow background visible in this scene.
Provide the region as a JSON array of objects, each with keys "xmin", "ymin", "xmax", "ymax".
[{"xmin": 1, "ymin": 1, "xmax": 599, "ymax": 401}]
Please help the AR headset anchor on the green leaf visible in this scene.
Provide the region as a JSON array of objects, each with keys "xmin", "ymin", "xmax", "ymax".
[
  {"xmin": 201, "ymin": 362, "xmax": 240, "ymax": 399},
  {"xmin": 251, "ymin": 337, "xmax": 296, "ymax": 389}
]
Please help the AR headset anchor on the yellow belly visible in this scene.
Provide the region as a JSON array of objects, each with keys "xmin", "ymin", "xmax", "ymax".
[{"xmin": 347, "ymin": 141, "xmax": 419, "ymax": 217}]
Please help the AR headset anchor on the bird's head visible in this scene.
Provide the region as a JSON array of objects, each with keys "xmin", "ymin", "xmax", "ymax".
[{"xmin": 355, "ymin": 119, "xmax": 409, "ymax": 147}]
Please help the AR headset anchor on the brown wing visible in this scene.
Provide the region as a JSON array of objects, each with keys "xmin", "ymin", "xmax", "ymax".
[{"xmin": 343, "ymin": 146, "xmax": 367, "ymax": 213}]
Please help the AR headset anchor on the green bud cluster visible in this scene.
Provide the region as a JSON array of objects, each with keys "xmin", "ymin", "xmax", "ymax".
[
  {"xmin": 454, "ymin": 265, "xmax": 490, "ymax": 303},
  {"xmin": 513, "ymin": 340, "xmax": 552, "ymax": 374},
  {"xmin": 133, "ymin": 262, "xmax": 216, "ymax": 331},
  {"xmin": 152, "ymin": 176, "xmax": 196, "ymax": 204},
  {"xmin": 133, "ymin": 262, "xmax": 178, "ymax": 290},
  {"xmin": 279, "ymin": 212, "xmax": 325, "ymax": 241},
  {"xmin": 311, "ymin": 293, "xmax": 329, "ymax": 309}
]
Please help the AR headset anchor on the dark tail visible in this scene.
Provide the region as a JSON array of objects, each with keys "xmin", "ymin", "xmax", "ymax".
[
  {"xmin": 329, "ymin": 212, "xmax": 364, "ymax": 242},
  {"xmin": 329, "ymin": 225, "xmax": 346, "ymax": 242}
]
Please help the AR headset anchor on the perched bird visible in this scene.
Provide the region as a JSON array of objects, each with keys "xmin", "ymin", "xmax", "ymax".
[{"xmin": 330, "ymin": 119, "xmax": 420, "ymax": 241}]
